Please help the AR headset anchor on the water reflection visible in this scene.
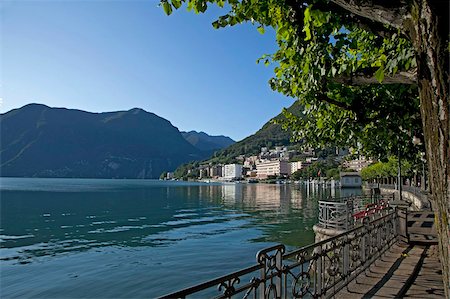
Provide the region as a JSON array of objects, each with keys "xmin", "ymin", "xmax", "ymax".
[{"xmin": 1, "ymin": 180, "xmax": 362, "ymax": 263}]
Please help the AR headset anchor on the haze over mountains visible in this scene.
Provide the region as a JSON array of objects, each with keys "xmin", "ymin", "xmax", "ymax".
[
  {"xmin": 0, "ymin": 104, "xmax": 234, "ymax": 179},
  {"xmin": 181, "ymin": 131, "xmax": 235, "ymax": 153}
]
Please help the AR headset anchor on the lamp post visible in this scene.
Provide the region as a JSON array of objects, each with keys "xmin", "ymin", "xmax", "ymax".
[
  {"xmin": 412, "ymin": 136, "xmax": 426, "ymax": 192},
  {"xmin": 398, "ymin": 147, "xmax": 402, "ymax": 201},
  {"xmin": 420, "ymin": 154, "xmax": 426, "ymax": 191}
]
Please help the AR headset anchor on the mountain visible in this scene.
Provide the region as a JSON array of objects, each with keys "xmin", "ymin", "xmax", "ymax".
[
  {"xmin": 207, "ymin": 101, "xmax": 303, "ymax": 163},
  {"xmin": 181, "ymin": 131, "xmax": 235, "ymax": 152},
  {"xmin": 0, "ymin": 104, "xmax": 207, "ymax": 178}
]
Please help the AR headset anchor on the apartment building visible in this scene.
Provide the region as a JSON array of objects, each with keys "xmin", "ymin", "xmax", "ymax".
[
  {"xmin": 343, "ymin": 156, "xmax": 373, "ymax": 172},
  {"xmin": 223, "ymin": 164, "xmax": 243, "ymax": 180},
  {"xmin": 256, "ymin": 160, "xmax": 291, "ymax": 178}
]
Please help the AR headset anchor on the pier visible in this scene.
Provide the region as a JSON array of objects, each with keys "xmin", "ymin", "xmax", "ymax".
[
  {"xmin": 336, "ymin": 243, "xmax": 444, "ymax": 298},
  {"xmin": 159, "ymin": 192, "xmax": 444, "ymax": 298}
]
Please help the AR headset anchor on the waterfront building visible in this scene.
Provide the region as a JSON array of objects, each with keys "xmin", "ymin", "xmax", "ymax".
[
  {"xmin": 289, "ymin": 159, "xmax": 313, "ymax": 175},
  {"xmin": 340, "ymin": 172, "xmax": 362, "ymax": 188},
  {"xmin": 256, "ymin": 160, "xmax": 291, "ymax": 178},
  {"xmin": 246, "ymin": 169, "xmax": 258, "ymax": 177},
  {"xmin": 244, "ymin": 155, "xmax": 259, "ymax": 167},
  {"xmin": 302, "ymin": 147, "xmax": 315, "ymax": 156},
  {"xmin": 291, "ymin": 161, "xmax": 312, "ymax": 173},
  {"xmin": 223, "ymin": 164, "xmax": 243, "ymax": 180},
  {"xmin": 209, "ymin": 165, "xmax": 223, "ymax": 178}
]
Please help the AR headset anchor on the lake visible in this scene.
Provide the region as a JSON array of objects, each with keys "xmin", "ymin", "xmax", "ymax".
[{"xmin": 0, "ymin": 178, "xmax": 357, "ymax": 298}]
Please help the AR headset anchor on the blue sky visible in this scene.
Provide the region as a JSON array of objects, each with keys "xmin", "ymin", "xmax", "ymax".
[{"xmin": 1, "ymin": 0, "xmax": 294, "ymax": 141}]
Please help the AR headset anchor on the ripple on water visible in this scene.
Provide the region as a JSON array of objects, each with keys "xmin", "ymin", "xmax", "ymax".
[{"xmin": 0, "ymin": 235, "xmax": 35, "ymax": 241}]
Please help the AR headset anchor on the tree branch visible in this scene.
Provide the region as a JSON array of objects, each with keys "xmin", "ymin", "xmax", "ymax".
[
  {"xmin": 330, "ymin": 0, "xmax": 410, "ymax": 30},
  {"xmin": 315, "ymin": 92, "xmax": 381, "ymax": 124},
  {"xmin": 334, "ymin": 69, "xmax": 417, "ymax": 85},
  {"xmin": 315, "ymin": 93, "xmax": 352, "ymax": 110},
  {"xmin": 311, "ymin": 1, "xmax": 396, "ymax": 38}
]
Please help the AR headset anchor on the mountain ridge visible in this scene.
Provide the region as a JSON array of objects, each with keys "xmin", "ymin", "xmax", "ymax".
[
  {"xmin": 1, "ymin": 104, "xmax": 228, "ymax": 178},
  {"xmin": 181, "ymin": 130, "xmax": 235, "ymax": 153}
]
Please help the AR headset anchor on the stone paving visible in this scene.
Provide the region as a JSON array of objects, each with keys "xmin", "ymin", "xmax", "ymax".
[{"xmin": 336, "ymin": 242, "xmax": 445, "ymax": 298}]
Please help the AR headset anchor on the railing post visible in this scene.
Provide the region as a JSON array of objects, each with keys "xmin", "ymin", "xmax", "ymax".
[
  {"xmin": 276, "ymin": 249, "xmax": 282, "ymax": 298},
  {"xmin": 343, "ymin": 234, "xmax": 349, "ymax": 283},
  {"xmin": 346, "ymin": 199, "xmax": 353, "ymax": 230},
  {"xmin": 395, "ymin": 206, "xmax": 408, "ymax": 242},
  {"xmin": 393, "ymin": 208, "xmax": 398, "ymax": 237},
  {"xmin": 259, "ymin": 259, "xmax": 266, "ymax": 299},
  {"xmin": 362, "ymin": 218, "xmax": 369, "ymax": 264},
  {"xmin": 316, "ymin": 245, "xmax": 322, "ymax": 296}
]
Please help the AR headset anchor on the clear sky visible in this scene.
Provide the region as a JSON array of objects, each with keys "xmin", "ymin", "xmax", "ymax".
[{"xmin": 1, "ymin": 0, "xmax": 294, "ymax": 141}]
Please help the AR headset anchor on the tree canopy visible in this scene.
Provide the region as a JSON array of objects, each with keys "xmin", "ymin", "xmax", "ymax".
[
  {"xmin": 160, "ymin": 0, "xmax": 430, "ymax": 161},
  {"xmin": 161, "ymin": 0, "xmax": 449, "ymax": 292},
  {"xmin": 361, "ymin": 157, "xmax": 415, "ymax": 181}
]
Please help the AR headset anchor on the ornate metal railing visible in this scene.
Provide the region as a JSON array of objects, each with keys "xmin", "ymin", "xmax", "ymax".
[
  {"xmin": 159, "ymin": 210, "xmax": 398, "ymax": 299},
  {"xmin": 317, "ymin": 195, "xmax": 392, "ymax": 230}
]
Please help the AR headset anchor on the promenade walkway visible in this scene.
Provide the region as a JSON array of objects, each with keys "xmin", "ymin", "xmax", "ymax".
[{"xmin": 336, "ymin": 242, "xmax": 445, "ymax": 298}]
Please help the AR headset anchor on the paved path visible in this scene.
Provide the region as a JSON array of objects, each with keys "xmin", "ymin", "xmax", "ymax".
[{"xmin": 336, "ymin": 242, "xmax": 445, "ymax": 298}]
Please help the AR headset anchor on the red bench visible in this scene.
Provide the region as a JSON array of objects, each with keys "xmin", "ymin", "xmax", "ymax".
[{"xmin": 353, "ymin": 201, "xmax": 388, "ymax": 220}]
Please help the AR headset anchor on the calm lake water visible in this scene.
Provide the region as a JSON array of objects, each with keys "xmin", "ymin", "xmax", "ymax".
[{"xmin": 0, "ymin": 178, "xmax": 359, "ymax": 298}]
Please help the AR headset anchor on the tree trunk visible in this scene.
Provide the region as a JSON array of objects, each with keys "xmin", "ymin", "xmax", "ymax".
[{"xmin": 408, "ymin": 0, "xmax": 449, "ymax": 295}]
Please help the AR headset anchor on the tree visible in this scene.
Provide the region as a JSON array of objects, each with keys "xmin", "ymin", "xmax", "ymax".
[
  {"xmin": 326, "ymin": 167, "xmax": 340, "ymax": 180},
  {"xmin": 362, "ymin": 157, "xmax": 416, "ymax": 182},
  {"xmin": 161, "ymin": 0, "xmax": 449, "ymax": 291},
  {"xmin": 159, "ymin": 171, "xmax": 168, "ymax": 180}
]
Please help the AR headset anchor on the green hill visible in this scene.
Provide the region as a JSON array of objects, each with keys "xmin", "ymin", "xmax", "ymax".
[{"xmin": 207, "ymin": 101, "xmax": 303, "ymax": 163}]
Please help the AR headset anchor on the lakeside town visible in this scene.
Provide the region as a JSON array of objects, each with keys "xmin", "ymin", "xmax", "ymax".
[
  {"xmin": 162, "ymin": 145, "xmax": 372, "ymax": 184},
  {"xmin": 3, "ymin": 0, "xmax": 448, "ymax": 297}
]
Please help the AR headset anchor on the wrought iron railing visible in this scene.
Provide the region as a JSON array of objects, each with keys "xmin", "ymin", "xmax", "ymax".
[
  {"xmin": 317, "ymin": 195, "xmax": 392, "ymax": 230},
  {"xmin": 159, "ymin": 210, "xmax": 398, "ymax": 299}
]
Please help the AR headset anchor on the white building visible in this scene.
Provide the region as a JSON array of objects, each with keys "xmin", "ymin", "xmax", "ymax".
[
  {"xmin": 343, "ymin": 156, "xmax": 373, "ymax": 172},
  {"xmin": 223, "ymin": 164, "xmax": 243, "ymax": 180},
  {"xmin": 291, "ymin": 161, "xmax": 302, "ymax": 174},
  {"xmin": 290, "ymin": 161, "xmax": 312, "ymax": 174},
  {"xmin": 256, "ymin": 160, "xmax": 291, "ymax": 178}
]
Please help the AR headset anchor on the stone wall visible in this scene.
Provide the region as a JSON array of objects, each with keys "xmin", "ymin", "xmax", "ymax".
[
  {"xmin": 379, "ymin": 188, "xmax": 431, "ymax": 210},
  {"xmin": 312, "ymin": 224, "xmax": 346, "ymax": 243}
]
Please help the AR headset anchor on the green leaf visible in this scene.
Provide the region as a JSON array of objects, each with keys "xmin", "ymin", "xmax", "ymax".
[
  {"xmin": 304, "ymin": 6, "xmax": 311, "ymax": 22},
  {"xmin": 171, "ymin": 0, "xmax": 182, "ymax": 9},
  {"xmin": 375, "ymin": 66, "xmax": 384, "ymax": 83},
  {"xmin": 257, "ymin": 26, "xmax": 265, "ymax": 34},
  {"xmin": 217, "ymin": 0, "xmax": 225, "ymax": 8},
  {"xmin": 317, "ymin": 118, "xmax": 324, "ymax": 129},
  {"xmin": 162, "ymin": 1, "xmax": 172, "ymax": 15},
  {"xmin": 186, "ymin": 1, "xmax": 194, "ymax": 11},
  {"xmin": 303, "ymin": 7, "xmax": 312, "ymax": 41},
  {"xmin": 331, "ymin": 66, "xmax": 337, "ymax": 77}
]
